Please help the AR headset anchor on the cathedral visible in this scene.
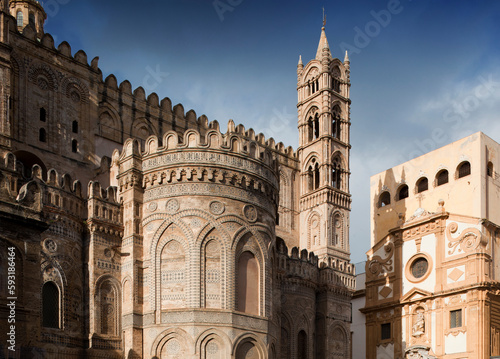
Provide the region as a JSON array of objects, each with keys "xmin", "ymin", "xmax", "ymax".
[{"xmin": 0, "ymin": 1, "xmax": 355, "ymax": 358}]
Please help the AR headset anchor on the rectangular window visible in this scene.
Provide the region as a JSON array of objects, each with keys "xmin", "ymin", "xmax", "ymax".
[
  {"xmin": 450, "ymin": 309, "xmax": 462, "ymax": 328},
  {"xmin": 381, "ymin": 323, "xmax": 391, "ymax": 340}
]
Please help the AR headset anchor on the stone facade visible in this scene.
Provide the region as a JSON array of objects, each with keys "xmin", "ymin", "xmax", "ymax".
[
  {"xmin": 363, "ymin": 132, "xmax": 500, "ymax": 358},
  {"xmin": 0, "ymin": 2, "xmax": 354, "ymax": 358}
]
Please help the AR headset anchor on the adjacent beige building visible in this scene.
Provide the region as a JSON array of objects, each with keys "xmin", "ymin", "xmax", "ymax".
[
  {"xmin": 363, "ymin": 132, "xmax": 500, "ymax": 358},
  {"xmin": 0, "ymin": 1, "xmax": 355, "ymax": 358}
]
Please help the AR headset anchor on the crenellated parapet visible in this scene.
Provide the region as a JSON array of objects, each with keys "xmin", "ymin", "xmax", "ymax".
[
  {"xmin": 0, "ymin": 152, "xmax": 86, "ymax": 218},
  {"xmin": 276, "ymin": 238, "xmax": 355, "ymax": 293},
  {"xmin": 116, "ymin": 126, "xmax": 282, "ymax": 216}
]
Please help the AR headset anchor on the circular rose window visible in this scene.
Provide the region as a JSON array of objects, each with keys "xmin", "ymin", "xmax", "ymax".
[
  {"xmin": 406, "ymin": 253, "xmax": 433, "ymax": 283},
  {"xmin": 411, "ymin": 257, "xmax": 428, "ymax": 279}
]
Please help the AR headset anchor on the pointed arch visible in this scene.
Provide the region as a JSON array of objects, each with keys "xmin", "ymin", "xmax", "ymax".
[
  {"xmin": 151, "ymin": 328, "xmax": 193, "ymax": 359},
  {"xmin": 304, "ymin": 156, "xmax": 320, "ymax": 192},
  {"xmin": 201, "ymin": 234, "xmax": 224, "ymax": 309},
  {"xmin": 330, "ymin": 324, "xmax": 348, "ymax": 358},
  {"xmin": 332, "ymin": 104, "xmax": 342, "ymax": 139},
  {"xmin": 305, "ymin": 106, "xmax": 320, "ymax": 142},
  {"xmin": 307, "ymin": 211, "xmax": 321, "ymax": 248},
  {"xmin": 331, "ymin": 210, "xmax": 344, "ymax": 248},
  {"xmin": 98, "ymin": 104, "xmax": 122, "ymax": 143},
  {"xmin": 94, "ymin": 275, "xmax": 121, "ymax": 336},
  {"xmin": 150, "ymin": 220, "xmax": 193, "ymax": 312},
  {"xmin": 235, "ymin": 232, "xmax": 265, "ymax": 316},
  {"xmin": 196, "ymin": 330, "xmax": 231, "ymax": 359},
  {"xmin": 131, "ymin": 117, "xmax": 158, "ymax": 144},
  {"xmin": 331, "ymin": 155, "xmax": 343, "ymax": 190},
  {"xmin": 331, "ymin": 66, "xmax": 342, "ymax": 93},
  {"xmin": 160, "ymin": 238, "xmax": 188, "ymax": 309},
  {"xmin": 41, "ymin": 263, "xmax": 65, "ymax": 329},
  {"xmin": 233, "ymin": 334, "xmax": 265, "ymax": 359}
]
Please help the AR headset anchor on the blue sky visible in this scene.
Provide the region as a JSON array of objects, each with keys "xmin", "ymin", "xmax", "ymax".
[{"xmin": 43, "ymin": 0, "xmax": 500, "ymax": 264}]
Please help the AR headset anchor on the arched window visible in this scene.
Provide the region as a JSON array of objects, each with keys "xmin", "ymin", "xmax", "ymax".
[
  {"xmin": 314, "ymin": 163, "xmax": 320, "ymax": 189},
  {"xmin": 29, "ymin": 12, "xmax": 35, "ymax": 27},
  {"xmin": 298, "ymin": 330, "xmax": 307, "ymax": 359},
  {"xmin": 42, "ymin": 282, "xmax": 60, "ymax": 328},
  {"xmin": 488, "ymin": 161, "xmax": 494, "ymax": 177},
  {"xmin": 16, "ymin": 11, "xmax": 23, "ymax": 27},
  {"xmin": 332, "ymin": 105, "xmax": 341, "ymax": 139},
  {"xmin": 332, "ymin": 66, "xmax": 341, "ymax": 93},
  {"xmin": 307, "ymin": 159, "xmax": 320, "ymax": 192},
  {"xmin": 436, "ymin": 170, "xmax": 449, "ymax": 186},
  {"xmin": 39, "ymin": 128, "xmax": 46, "ymax": 142},
  {"xmin": 333, "ymin": 77, "xmax": 341, "ymax": 93},
  {"xmin": 100, "ymin": 281, "xmax": 118, "ymax": 335},
  {"xmin": 313, "ymin": 113, "xmax": 319, "ymax": 140},
  {"xmin": 71, "ymin": 140, "xmax": 78, "ymax": 153},
  {"xmin": 398, "ymin": 185, "xmax": 409, "ymax": 200},
  {"xmin": 379, "ymin": 191, "xmax": 391, "ymax": 207},
  {"xmin": 72, "ymin": 120, "xmax": 78, "ymax": 133},
  {"xmin": 40, "ymin": 108, "xmax": 46, "ymax": 122},
  {"xmin": 237, "ymin": 251, "xmax": 259, "ymax": 315},
  {"xmin": 332, "ymin": 158, "xmax": 342, "ymax": 190},
  {"xmin": 307, "ymin": 116, "xmax": 314, "ymax": 142},
  {"xmin": 416, "ymin": 177, "xmax": 428, "ymax": 193},
  {"xmin": 457, "ymin": 161, "xmax": 471, "ymax": 178},
  {"xmin": 306, "ymin": 108, "xmax": 319, "ymax": 142}
]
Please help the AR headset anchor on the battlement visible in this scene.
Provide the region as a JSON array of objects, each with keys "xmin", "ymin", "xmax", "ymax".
[
  {"xmin": 115, "ymin": 120, "xmax": 295, "ymax": 164},
  {"xmin": 276, "ymin": 238, "xmax": 355, "ymax": 292},
  {"xmin": 4, "ymin": 16, "xmax": 300, "ymax": 174},
  {"xmin": 0, "ymin": 153, "xmax": 122, "ymax": 222}
]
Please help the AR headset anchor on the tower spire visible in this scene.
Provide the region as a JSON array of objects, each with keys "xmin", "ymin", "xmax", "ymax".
[{"xmin": 315, "ymin": 20, "xmax": 331, "ymax": 60}]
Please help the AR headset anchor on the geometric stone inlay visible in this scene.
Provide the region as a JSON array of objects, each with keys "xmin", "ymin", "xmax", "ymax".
[
  {"xmin": 148, "ymin": 201, "xmax": 158, "ymax": 212},
  {"xmin": 165, "ymin": 338, "xmax": 180, "ymax": 354},
  {"xmin": 45, "ymin": 239, "xmax": 57, "ymax": 253},
  {"xmin": 448, "ymin": 268, "xmax": 464, "ymax": 282},
  {"xmin": 379, "ymin": 286, "xmax": 393, "ymax": 299},
  {"xmin": 165, "ymin": 199, "xmax": 180, "ymax": 214},
  {"xmin": 243, "ymin": 204, "xmax": 257, "ymax": 222},
  {"xmin": 206, "ymin": 341, "xmax": 219, "ymax": 354},
  {"xmin": 209, "ymin": 201, "xmax": 225, "ymax": 215}
]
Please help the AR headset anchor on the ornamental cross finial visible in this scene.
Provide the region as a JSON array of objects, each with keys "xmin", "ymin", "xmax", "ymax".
[{"xmin": 323, "ymin": 7, "xmax": 326, "ymax": 27}]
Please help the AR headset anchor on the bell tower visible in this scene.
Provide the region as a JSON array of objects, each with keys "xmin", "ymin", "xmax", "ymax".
[
  {"xmin": 8, "ymin": 0, "xmax": 46, "ymax": 38},
  {"xmin": 297, "ymin": 21, "xmax": 352, "ymax": 264}
]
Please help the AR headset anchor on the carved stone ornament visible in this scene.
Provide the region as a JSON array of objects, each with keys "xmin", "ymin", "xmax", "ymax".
[
  {"xmin": 412, "ymin": 310, "xmax": 425, "ymax": 337},
  {"xmin": 405, "ymin": 345, "xmax": 437, "ymax": 359},
  {"xmin": 165, "ymin": 199, "xmax": 180, "ymax": 214},
  {"xmin": 209, "ymin": 201, "xmax": 225, "ymax": 215},
  {"xmin": 147, "ymin": 201, "xmax": 158, "ymax": 212},
  {"xmin": 366, "ymin": 241, "xmax": 394, "ymax": 278},
  {"xmin": 44, "ymin": 239, "xmax": 57, "ymax": 253},
  {"xmin": 446, "ymin": 222, "xmax": 486, "ymax": 255},
  {"xmin": 243, "ymin": 204, "xmax": 258, "ymax": 222}
]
